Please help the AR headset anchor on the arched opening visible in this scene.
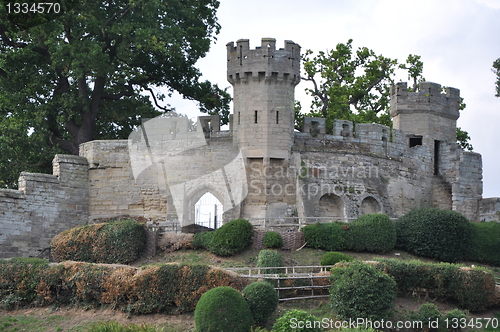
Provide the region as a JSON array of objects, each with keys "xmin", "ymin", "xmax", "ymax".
[
  {"xmin": 318, "ymin": 193, "xmax": 344, "ymax": 220},
  {"xmin": 361, "ymin": 196, "xmax": 381, "ymax": 215},
  {"xmin": 194, "ymin": 192, "xmax": 223, "ymax": 229}
]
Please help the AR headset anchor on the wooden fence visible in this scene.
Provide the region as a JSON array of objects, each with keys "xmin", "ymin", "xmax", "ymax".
[{"xmin": 226, "ymin": 265, "xmax": 334, "ymax": 301}]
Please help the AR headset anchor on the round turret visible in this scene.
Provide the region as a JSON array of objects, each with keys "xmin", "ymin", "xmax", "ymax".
[{"xmin": 227, "ymin": 38, "xmax": 301, "ymax": 160}]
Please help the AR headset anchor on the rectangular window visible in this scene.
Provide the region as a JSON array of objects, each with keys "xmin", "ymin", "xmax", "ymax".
[
  {"xmin": 409, "ymin": 136, "xmax": 423, "ymax": 148},
  {"xmin": 276, "ymin": 111, "xmax": 279, "ymax": 124},
  {"xmin": 238, "ymin": 112, "xmax": 240, "ymax": 125},
  {"xmin": 254, "ymin": 110, "xmax": 258, "ymax": 124}
]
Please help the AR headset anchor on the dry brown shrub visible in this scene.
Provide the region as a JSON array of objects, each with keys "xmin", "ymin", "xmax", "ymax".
[
  {"xmin": 101, "ymin": 267, "xmax": 137, "ymax": 305},
  {"xmin": 158, "ymin": 232, "xmax": 193, "ymax": 253}
]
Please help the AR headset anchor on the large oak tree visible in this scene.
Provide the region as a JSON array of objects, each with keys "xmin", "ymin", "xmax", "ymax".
[{"xmin": 0, "ymin": 0, "xmax": 230, "ymax": 187}]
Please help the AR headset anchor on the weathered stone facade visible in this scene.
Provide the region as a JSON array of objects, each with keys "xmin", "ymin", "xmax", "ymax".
[{"xmin": 0, "ymin": 38, "xmax": 498, "ymax": 257}]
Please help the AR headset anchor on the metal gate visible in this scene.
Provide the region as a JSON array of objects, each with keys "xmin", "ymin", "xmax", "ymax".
[{"xmin": 194, "ymin": 192, "xmax": 223, "ymax": 229}]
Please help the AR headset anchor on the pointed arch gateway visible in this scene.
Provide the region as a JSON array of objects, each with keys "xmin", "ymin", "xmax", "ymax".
[{"xmin": 194, "ymin": 191, "xmax": 223, "ymax": 229}]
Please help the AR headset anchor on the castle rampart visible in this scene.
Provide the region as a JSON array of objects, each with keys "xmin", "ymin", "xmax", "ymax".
[{"xmin": 0, "ymin": 37, "xmax": 498, "ymax": 258}]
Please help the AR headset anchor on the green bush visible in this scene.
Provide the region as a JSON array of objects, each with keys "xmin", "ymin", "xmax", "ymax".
[
  {"xmin": 263, "ymin": 231, "xmax": 284, "ymax": 249},
  {"xmin": 395, "ymin": 208, "xmax": 473, "ymax": 262},
  {"xmin": 50, "ymin": 220, "xmax": 147, "ymax": 264},
  {"xmin": 441, "ymin": 309, "xmax": 468, "ymax": 330},
  {"xmin": 194, "ymin": 286, "xmax": 253, "ymax": 332},
  {"xmin": 272, "ymin": 309, "xmax": 323, "ymax": 332},
  {"xmin": 330, "ymin": 261, "xmax": 397, "ymax": 321},
  {"xmin": 256, "ymin": 249, "xmax": 284, "ymax": 274},
  {"xmin": 345, "ymin": 213, "xmax": 396, "ymax": 253},
  {"xmin": 208, "ymin": 219, "xmax": 253, "ymax": 257},
  {"xmin": 242, "ymin": 281, "xmax": 279, "ymax": 326},
  {"xmin": 191, "ymin": 231, "xmax": 214, "ymax": 250},
  {"xmin": 374, "ymin": 258, "xmax": 495, "ymax": 312},
  {"xmin": 319, "ymin": 252, "xmax": 352, "ymax": 266},
  {"xmin": 301, "ymin": 222, "xmax": 345, "ymax": 251},
  {"xmin": 415, "ymin": 303, "xmax": 441, "ymax": 326},
  {"xmin": 469, "ymin": 222, "xmax": 500, "ymax": 266}
]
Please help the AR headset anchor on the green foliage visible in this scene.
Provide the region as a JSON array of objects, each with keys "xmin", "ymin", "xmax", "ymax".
[
  {"xmin": 263, "ymin": 231, "xmax": 284, "ymax": 249},
  {"xmin": 208, "ymin": 219, "xmax": 253, "ymax": 257},
  {"xmin": 345, "ymin": 213, "xmax": 396, "ymax": 253},
  {"xmin": 494, "ymin": 58, "xmax": 500, "ymax": 97},
  {"xmin": 88, "ymin": 321, "xmax": 162, "ymax": 332},
  {"xmin": 50, "ymin": 220, "xmax": 146, "ymax": 264},
  {"xmin": 271, "ymin": 309, "xmax": 323, "ymax": 332},
  {"xmin": 468, "ymin": 222, "xmax": 500, "ymax": 266},
  {"xmin": 415, "ymin": 303, "xmax": 441, "ymax": 325},
  {"xmin": 456, "ymin": 127, "xmax": 474, "ymax": 151},
  {"xmin": 191, "ymin": 231, "xmax": 215, "ymax": 250},
  {"xmin": 194, "ymin": 286, "xmax": 253, "ymax": 332},
  {"xmin": 329, "ymin": 261, "xmax": 397, "ymax": 321},
  {"xmin": 442, "ymin": 309, "xmax": 468, "ymax": 329},
  {"xmin": 256, "ymin": 250, "xmax": 284, "ymax": 275},
  {"xmin": 395, "ymin": 208, "xmax": 473, "ymax": 262},
  {"xmin": 300, "ymin": 40, "xmax": 399, "ymax": 132},
  {"xmin": 374, "ymin": 258, "xmax": 495, "ymax": 312},
  {"xmin": 242, "ymin": 281, "xmax": 279, "ymax": 326},
  {"xmin": 0, "ymin": 0, "xmax": 230, "ymax": 188},
  {"xmin": 0, "ymin": 260, "xmax": 247, "ymax": 313},
  {"xmin": 319, "ymin": 252, "xmax": 352, "ymax": 266},
  {"xmin": 301, "ymin": 222, "xmax": 345, "ymax": 251}
]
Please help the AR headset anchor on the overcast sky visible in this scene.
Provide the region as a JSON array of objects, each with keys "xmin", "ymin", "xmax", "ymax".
[{"xmin": 167, "ymin": 0, "xmax": 500, "ymax": 198}]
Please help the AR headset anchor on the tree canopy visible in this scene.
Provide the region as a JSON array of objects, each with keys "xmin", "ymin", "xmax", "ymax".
[
  {"xmin": 493, "ymin": 58, "xmax": 500, "ymax": 97},
  {"xmin": 297, "ymin": 40, "xmax": 472, "ymax": 150},
  {"xmin": 0, "ymin": 0, "xmax": 230, "ymax": 188}
]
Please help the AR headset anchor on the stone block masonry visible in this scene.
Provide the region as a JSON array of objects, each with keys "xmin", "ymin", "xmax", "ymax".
[{"xmin": 0, "ymin": 155, "xmax": 88, "ymax": 258}]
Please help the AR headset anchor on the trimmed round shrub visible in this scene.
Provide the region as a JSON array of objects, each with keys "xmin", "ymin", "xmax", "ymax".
[
  {"xmin": 51, "ymin": 220, "xmax": 146, "ymax": 264},
  {"xmin": 330, "ymin": 261, "xmax": 397, "ymax": 321},
  {"xmin": 194, "ymin": 286, "xmax": 253, "ymax": 332},
  {"xmin": 345, "ymin": 213, "xmax": 396, "ymax": 253},
  {"xmin": 301, "ymin": 222, "xmax": 345, "ymax": 251},
  {"xmin": 415, "ymin": 303, "xmax": 441, "ymax": 325},
  {"xmin": 208, "ymin": 219, "xmax": 253, "ymax": 257},
  {"xmin": 396, "ymin": 208, "xmax": 473, "ymax": 262},
  {"xmin": 320, "ymin": 251, "xmax": 352, "ymax": 266},
  {"xmin": 242, "ymin": 281, "xmax": 279, "ymax": 326},
  {"xmin": 256, "ymin": 249, "xmax": 284, "ymax": 274},
  {"xmin": 272, "ymin": 309, "xmax": 323, "ymax": 332},
  {"xmin": 263, "ymin": 231, "xmax": 284, "ymax": 249}
]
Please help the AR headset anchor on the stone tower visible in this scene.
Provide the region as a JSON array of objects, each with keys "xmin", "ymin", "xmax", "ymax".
[
  {"xmin": 227, "ymin": 38, "xmax": 301, "ymax": 161},
  {"xmin": 390, "ymin": 81, "xmax": 460, "ymax": 146}
]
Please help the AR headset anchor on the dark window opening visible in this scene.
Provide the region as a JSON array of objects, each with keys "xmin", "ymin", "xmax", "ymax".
[
  {"xmin": 254, "ymin": 110, "xmax": 258, "ymax": 124},
  {"xmin": 409, "ymin": 136, "xmax": 423, "ymax": 148},
  {"xmin": 238, "ymin": 112, "xmax": 240, "ymax": 125},
  {"xmin": 276, "ymin": 111, "xmax": 279, "ymax": 124},
  {"xmin": 434, "ymin": 140, "xmax": 440, "ymax": 175}
]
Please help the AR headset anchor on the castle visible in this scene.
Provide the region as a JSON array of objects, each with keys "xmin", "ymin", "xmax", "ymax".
[{"xmin": 1, "ymin": 38, "xmax": 499, "ymax": 258}]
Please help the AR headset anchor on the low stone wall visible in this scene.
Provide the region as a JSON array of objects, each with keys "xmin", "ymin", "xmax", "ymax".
[{"xmin": 252, "ymin": 230, "xmax": 305, "ymax": 250}]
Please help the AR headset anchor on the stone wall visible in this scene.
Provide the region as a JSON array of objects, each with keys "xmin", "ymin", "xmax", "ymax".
[{"xmin": 0, "ymin": 155, "xmax": 88, "ymax": 258}]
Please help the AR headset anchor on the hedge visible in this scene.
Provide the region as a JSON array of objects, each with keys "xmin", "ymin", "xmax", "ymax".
[
  {"xmin": 373, "ymin": 259, "xmax": 496, "ymax": 312},
  {"xmin": 395, "ymin": 208, "xmax": 473, "ymax": 262},
  {"xmin": 51, "ymin": 220, "xmax": 147, "ymax": 264},
  {"xmin": 344, "ymin": 213, "xmax": 396, "ymax": 253},
  {"xmin": 0, "ymin": 259, "xmax": 248, "ymax": 313},
  {"xmin": 301, "ymin": 222, "xmax": 345, "ymax": 251},
  {"xmin": 468, "ymin": 221, "xmax": 500, "ymax": 266}
]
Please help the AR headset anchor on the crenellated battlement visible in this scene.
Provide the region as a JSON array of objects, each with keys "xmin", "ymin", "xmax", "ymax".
[
  {"xmin": 227, "ymin": 38, "xmax": 301, "ymax": 85},
  {"xmin": 390, "ymin": 82, "xmax": 460, "ymax": 120}
]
